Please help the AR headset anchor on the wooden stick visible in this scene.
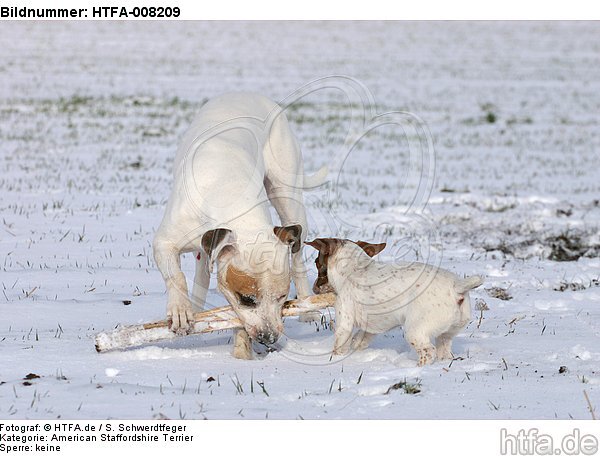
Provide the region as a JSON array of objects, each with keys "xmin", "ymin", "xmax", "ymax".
[{"xmin": 94, "ymin": 293, "xmax": 335, "ymax": 353}]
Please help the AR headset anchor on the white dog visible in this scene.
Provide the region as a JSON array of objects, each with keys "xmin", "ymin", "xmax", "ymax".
[
  {"xmin": 153, "ymin": 92, "xmax": 324, "ymax": 359},
  {"xmin": 306, "ymin": 238, "xmax": 483, "ymax": 365}
]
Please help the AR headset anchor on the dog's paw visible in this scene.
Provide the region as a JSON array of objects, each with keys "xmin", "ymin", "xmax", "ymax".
[
  {"xmin": 416, "ymin": 347, "xmax": 436, "ymax": 366},
  {"xmin": 167, "ymin": 299, "xmax": 194, "ymax": 335},
  {"xmin": 232, "ymin": 345, "xmax": 254, "ymax": 360},
  {"xmin": 351, "ymin": 339, "xmax": 369, "ymax": 351},
  {"xmin": 332, "ymin": 345, "xmax": 351, "ymax": 357},
  {"xmin": 436, "ymin": 348, "xmax": 454, "ymax": 361}
]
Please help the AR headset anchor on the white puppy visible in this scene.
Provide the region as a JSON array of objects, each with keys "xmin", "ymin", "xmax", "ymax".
[
  {"xmin": 306, "ymin": 238, "xmax": 483, "ymax": 365},
  {"xmin": 153, "ymin": 92, "xmax": 323, "ymax": 359}
]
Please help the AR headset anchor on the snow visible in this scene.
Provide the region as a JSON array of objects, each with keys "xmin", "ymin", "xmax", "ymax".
[
  {"xmin": 0, "ymin": 21, "xmax": 599, "ymax": 419},
  {"xmin": 104, "ymin": 368, "xmax": 120, "ymax": 378}
]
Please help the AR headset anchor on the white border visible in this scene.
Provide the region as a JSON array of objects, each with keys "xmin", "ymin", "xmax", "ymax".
[
  {"xmin": 4, "ymin": 0, "xmax": 600, "ymax": 20},
  {"xmin": 1, "ymin": 420, "xmax": 599, "ymax": 456}
]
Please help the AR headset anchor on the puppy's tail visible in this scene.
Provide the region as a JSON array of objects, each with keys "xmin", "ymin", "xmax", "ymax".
[
  {"xmin": 302, "ymin": 165, "xmax": 328, "ymax": 189},
  {"xmin": 454, "ymin": 275, "xmax": 484, "ymax": 294}
]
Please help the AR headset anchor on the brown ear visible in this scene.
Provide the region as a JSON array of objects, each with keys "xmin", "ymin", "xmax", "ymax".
[
  {"xmin": 354, "ymin": 240, "xmax": 386, "ymax": 257},
  {"xmin": 201, "ymin": 228, "xmax": 234, "ymax": 260},
  {"xmin": 273, "ymin": 224, "xmax": 302, "ymax": 253},
  {"xmin": 304, "ymin": 239, "xmax": 321, "ymax": 250},
  {"xmin": 305, "ymin": 238, "xmax": 342, "ymax": 256}
]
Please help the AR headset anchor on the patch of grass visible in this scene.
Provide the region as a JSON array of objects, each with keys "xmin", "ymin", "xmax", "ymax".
[
  {"xmin": 479, "ymin": 228, "xmax": 600, "ymax": 262},
  {"xmin": 556, "ymin": 207, "xmax": 573, "ymax": 217},
  {"xmin": 57, "ymin": 95, "xmax": 93, "ymax": 113},
  {"xmin": 546, "ymin": 231, "xmax": 599, "ymax": 262},
  {"xmin": 486, "ymin": 286, "xmax": 512, "ymax": 301},
  {"xmin": 385, "ymin": 379, "xmax": 421, "ymax": 395},
  {"xmin": 481, "ymin": 102, "xmax": 498, "ymax": 124},
  {"xmin": 483, "ymin": 240, "xmax": 517, "ymax": 256},
  {"xmin": 554, "ymin": 277, "xmax": 600, "ymax": 292},
  {"xmin": 440, "ymin": 186, "xmax": 456, "ymax": 193},
  {"xmin": 485, "ymin": 112, "xmax": 497, "ymax": 124},
  {"xmin": 506, "ymin": 116, "xmax": 533, "ymax": 126},
  {"xmin": 548, "ymin": 233, "xmax": 583, "ymax": 261}
]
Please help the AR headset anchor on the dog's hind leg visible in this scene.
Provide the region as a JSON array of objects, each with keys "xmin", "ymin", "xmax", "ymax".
[
  {"xmin": 435, "ymin": 328, "xmax": 461, "ymax": 361},
  {"xmin": 436, "ymin": 292, "xmax": 472, "ymax": 360}
]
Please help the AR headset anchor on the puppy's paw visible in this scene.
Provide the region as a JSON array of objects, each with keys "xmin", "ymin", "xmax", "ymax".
[
  {"xmin": 167, "ymin": 298, "xmax": 194, "ymax": 335},
  {"xmin": 436, "ymin": 348, "xmax": 454, "ymax": 360},
  {"xmin": 416, "ymin": 347, "xmax": 436, "ymax": 366}
]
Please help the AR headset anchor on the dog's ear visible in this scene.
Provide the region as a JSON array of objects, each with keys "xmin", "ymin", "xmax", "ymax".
[
  {"xmin": 304, "ymin": 239, "xmax": 320, "ymax": 250},
  {"xmin": 354, "ymin": 240, "xmax": 386, "ymax": 257},
  {"xmin": 305, "ymin": 238, "xmax": 342, "ymax": 256},
  {"xmin": 273, "ymin": 224, "xmax": 302, "ymax": 253},
  {"xmin": 201, "ymin": 228, "xmax": 235, "ymax": 270}
]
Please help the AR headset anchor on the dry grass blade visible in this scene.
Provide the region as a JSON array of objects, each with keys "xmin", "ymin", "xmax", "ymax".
[{"xmin": 583, "ymin": 390, "xmax": 596, "ymax": 420}]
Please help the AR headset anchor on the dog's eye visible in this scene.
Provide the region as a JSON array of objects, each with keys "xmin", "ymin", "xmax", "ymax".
[
  {"xmin": 238, "ymin": 294, "xmax": 258, "ymax": 307},
  {"xmin": 278, "ymin": 294, "xmax": 287, "ymax": 302}
]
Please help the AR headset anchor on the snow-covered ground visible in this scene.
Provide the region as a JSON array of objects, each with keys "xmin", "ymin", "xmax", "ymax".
[{"xmin": 1, "ymin": 21, "xmax": 599, "ymax": 419}]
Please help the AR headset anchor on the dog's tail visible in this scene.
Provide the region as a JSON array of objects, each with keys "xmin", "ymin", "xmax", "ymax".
[
  {"xmin": 454, "ymin": 275, "xmax": 484, "ymax": 294},
  {"xmin": 302, "ymin": 165, "xmax": 328, "ymax": 190}
]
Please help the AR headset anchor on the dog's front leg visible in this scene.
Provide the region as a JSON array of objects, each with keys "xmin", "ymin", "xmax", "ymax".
[
  {"xmin": 351, "ymin": 330, "xmax": 375, "ymax": 351},
  {"xmin": 191, "ymin": 252, "xmax": 210, "ymax": 311},
  {"xmin": 232, "ymin": 329, "xmax": 253, "ymax": 360},
  {"xmin": 292, "ymin": 247, "xmax": 321, "ymax": 322},
  {"xmin": 332, "ymin": 295, "xmax": 355, "ymax": 356},
  {"xmin": 153, "ymin": 235, "xmax": 194, "ymax": 335},
  {"xmin": 263, "ymin": 179, "xmax": 312, "ymax": 301},
  {"xmin": 292, "ymin": 248, "xmax": 312, "ymax": 299},
  {"xmin": 404, "ymin": 327, "xmax": 436, "ymax": 366}
]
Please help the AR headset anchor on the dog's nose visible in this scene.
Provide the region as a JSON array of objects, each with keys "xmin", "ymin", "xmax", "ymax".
[{"xmin": 255, "ymin": 330, "xmax": 279, "ymax": 345}]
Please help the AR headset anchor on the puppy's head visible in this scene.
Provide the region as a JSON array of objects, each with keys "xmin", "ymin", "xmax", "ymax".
[
  {"xmin": 305, "ymin": 238, "xmax": 386, "ymax": 294},
  {"xmin": 201, "ymin": 225, "xmax": 302, "ymax": 345}
]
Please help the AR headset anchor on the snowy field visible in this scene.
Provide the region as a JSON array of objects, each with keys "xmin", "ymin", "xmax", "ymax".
[{"xmin": 1, "ymin": 21, "xmax": 599, "ymax": 419}]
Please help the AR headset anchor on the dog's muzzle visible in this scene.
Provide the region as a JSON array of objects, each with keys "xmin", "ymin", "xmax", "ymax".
[
  {"xmin": 313, "ymin": 280, "xmax": 334, "ymax": 295},
  {"xmin": 255, "ymin": 330, "xmax": 279, "ymax": 345},
  {"xmin": 251, "ymin": 323, "xmax": 282, "ymax": 345}
]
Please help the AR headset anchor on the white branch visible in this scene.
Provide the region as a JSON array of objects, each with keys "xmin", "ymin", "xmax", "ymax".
[{"xmin": 94, "ymin": 293, "xmax": 335, "ymax": 353}]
